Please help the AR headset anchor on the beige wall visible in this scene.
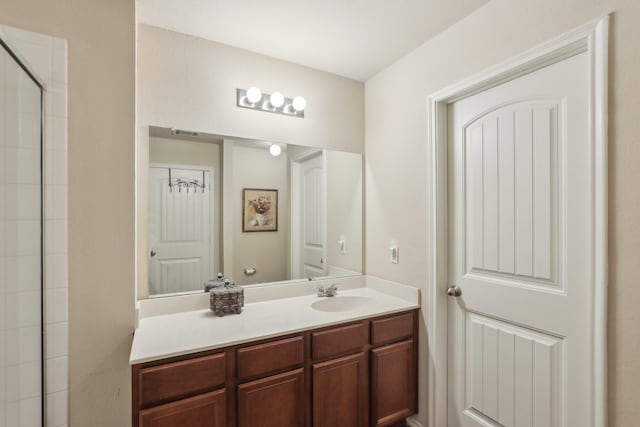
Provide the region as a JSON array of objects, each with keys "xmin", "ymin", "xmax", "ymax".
[
  {"xmin": 326, "ymin": 150, "xmax": 363, "ymax": 275},
  {"xmin": 137, "ymin": 24, "xmax": 364, "ymax": 153},
  {"xmin": 365, "ymin": 0, "xmax": 640, "ymax": 425},
  {"xmin": 0, "ymin": 0, "xmax": 135, "ymax": 426},
  {"xmin": 231, "ymin": 145, "xmax": 289, "ymax": 285},
  {"xmin": 146, "ymin": 136, "xmax": 223, "ymax": 298}
]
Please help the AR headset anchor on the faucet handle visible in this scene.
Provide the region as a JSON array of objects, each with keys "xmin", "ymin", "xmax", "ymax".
[{"xmin": 316, "ymin": 285, "xmax": 326, "ymax": 297}]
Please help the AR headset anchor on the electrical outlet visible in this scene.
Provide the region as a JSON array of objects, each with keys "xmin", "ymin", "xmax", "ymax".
[{"xmin": 390, "ymin": 246, "xmax": 399, "ymax": 264}]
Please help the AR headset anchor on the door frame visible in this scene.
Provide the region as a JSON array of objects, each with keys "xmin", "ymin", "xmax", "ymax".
[{"xmin": 425, "ymin": 17, "xmax": 609, "ymax": 427}]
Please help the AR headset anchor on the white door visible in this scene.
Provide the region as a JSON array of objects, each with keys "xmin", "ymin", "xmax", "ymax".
[
  {"xmin": 448, "ymin": 51, "xmax": 593, "ymax": 426},
  {"xmin": 300, "ymin": 152, "xmax": 326, "ymax": 278},
  {"xmin": 148, "ymin": 165, "xmax": 212, "ymax": 295}
]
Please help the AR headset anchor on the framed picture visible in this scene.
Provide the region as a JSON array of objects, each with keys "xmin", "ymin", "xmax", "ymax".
[{"xmin": 243, "ymin": 188, "xmax": 278, "ymax": 232}]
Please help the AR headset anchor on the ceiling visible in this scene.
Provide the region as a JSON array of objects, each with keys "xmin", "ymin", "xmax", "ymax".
[{"xmin": 136, "ymin": 0, "xmax": 488, "ymax": 81}]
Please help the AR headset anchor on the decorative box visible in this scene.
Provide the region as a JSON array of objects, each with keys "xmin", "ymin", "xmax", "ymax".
[{"xmin": 208, "ymin": 275, "xmax": 244, "ymax": 317}]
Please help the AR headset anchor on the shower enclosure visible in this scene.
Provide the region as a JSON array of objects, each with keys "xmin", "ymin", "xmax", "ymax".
[{"xmin": 0, "ymin": 36, "xmax": 44, "ymax": 426}]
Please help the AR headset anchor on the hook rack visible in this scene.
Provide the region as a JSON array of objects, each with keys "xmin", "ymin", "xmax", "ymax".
[{"xmin": 168, "ymin": 168, "xmax": 206, "ymax": 193}]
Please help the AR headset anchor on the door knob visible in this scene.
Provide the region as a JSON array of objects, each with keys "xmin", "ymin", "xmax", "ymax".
[
  {"xmin": 447, "ymin": 286, "xmax": 462, "ymax": 297},
  {"xmin": 150, "ymin": 250, "xmax": 157, "ymax": 257}
]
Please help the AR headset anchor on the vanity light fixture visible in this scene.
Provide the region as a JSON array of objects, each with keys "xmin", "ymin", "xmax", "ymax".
[
  {"xmin": 269, "ymin": 144, "xmax": 282, "ymax": 157},
  {"xmin": 237, "ymin": 88, "xmax": 305, "ymax": 118}
]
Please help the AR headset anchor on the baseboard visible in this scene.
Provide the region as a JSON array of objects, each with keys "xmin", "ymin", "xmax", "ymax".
[{"xmin": 406, "ymin": 415, "xmax": 425, "ymax": 427}]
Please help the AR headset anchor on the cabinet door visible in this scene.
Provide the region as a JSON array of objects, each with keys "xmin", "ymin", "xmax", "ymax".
[
  {"xmin": 139, "ymin": 389, "xmax": 226, "ymax": 427},
  {"xmin": 237, "ymin": 368, "xmax": 304, "ymax": 427},
  {"xmin": 313, "ymin": 352, "xmax": 368, "ymax": 427},
  {"xmin": 371, "ymin": 340, "xmax": 416, "ymax": 427}
]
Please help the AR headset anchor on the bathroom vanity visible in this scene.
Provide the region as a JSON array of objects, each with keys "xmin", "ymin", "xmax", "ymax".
[{"xmin": 130, "ymin": 277, "xmax": 420, "ymax": 427}]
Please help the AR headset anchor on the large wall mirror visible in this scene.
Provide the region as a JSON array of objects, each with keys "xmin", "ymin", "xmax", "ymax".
[{"xmin": 140, "ymin": 126, "xmax": 363, "ymax": 298}]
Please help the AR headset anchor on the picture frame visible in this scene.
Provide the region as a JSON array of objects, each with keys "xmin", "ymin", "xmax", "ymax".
[{"xmin": 242, "ymin": 188, "xmax": 278, "ymax": 232}]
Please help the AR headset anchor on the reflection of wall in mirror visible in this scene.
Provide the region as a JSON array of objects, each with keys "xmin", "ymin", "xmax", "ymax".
[
  {"xmin": 326, "ymin": 151, "xmax": 363, "ymax": 276},
  {"xmin": 231, "ymin": 144, "xmax": 289, "ymax": 285}
]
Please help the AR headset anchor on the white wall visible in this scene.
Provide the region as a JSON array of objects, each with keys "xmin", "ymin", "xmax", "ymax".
[
  {"xmin": 325, "ymin": 150, "xmax": 363, "ymax": 275},
  {"xmin": 230, "ymin": 145, "xmax": 289, "ymax": 285},
  {"xmin": 365, "ymin": 0, "xmax": 640, "ymax": 425}
]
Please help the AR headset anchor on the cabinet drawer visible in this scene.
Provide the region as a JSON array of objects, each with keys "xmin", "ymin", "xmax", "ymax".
[
  {"xmin": 371, "ymin": 312, "xmax": 414, "ymax": 347},
  {"xmin": 237, "ymin": 336, "xmax": 304, "ymax": 381},
  {"xmin": 139, "ymin": 353, "xmax": 226, "ymax": 408},
  {"xmin": 312, "ymin": 322, "xmax": 368, "ymax": 360},
  {"xmin": 139, "ymin": 389, "xmax": 226, "ymax": 427}
]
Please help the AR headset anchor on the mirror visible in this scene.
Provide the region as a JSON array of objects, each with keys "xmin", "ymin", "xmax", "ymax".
[{"xmin": 143, "ymin": 126, "xmax": 362, "ymax": 297}]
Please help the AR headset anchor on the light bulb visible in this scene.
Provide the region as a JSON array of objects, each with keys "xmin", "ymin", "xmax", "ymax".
[
  {"xmin": 270, "ymin": 92, "xmax": 285, "ymax": 108},
  {"xmin": 269, "ymin": 144, "xmax": 282, "ymax": 157},
  {"xmin": 292, "ymin": 96, "xmax": 306, "ymax": 112},
  {"xmin": 246, "ymin": 87, "xmax": 262, "ymax": 104}
]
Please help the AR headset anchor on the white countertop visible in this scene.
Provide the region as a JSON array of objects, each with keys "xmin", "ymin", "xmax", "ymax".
[{"xmin": 130, "ymin": 277, "xmax": 419, "ymax": 365}]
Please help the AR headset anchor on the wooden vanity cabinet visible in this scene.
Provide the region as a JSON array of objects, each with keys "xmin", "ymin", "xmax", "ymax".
[{"xmin": 132, "ymin": 309, "xmax": 418, "ymax": 427}]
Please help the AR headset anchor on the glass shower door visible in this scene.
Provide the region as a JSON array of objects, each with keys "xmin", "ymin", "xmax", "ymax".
[{"xmin": 0, "ymin": 38, "xmax": 44, "ymax": 426}]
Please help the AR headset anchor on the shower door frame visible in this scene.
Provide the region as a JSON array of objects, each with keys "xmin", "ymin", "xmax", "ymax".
[{"xmin": 0, "ymin": 35, "xmax": 46, "ymax": 426}]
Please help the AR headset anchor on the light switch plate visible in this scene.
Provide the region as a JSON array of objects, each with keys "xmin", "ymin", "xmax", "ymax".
[
  {"xmin": 338, "ymin": 240, "xmax": 346, "ymax": 253},
  {"xmin": 390, "ymin": 246, "xmax": 399, "ymax": 264}
]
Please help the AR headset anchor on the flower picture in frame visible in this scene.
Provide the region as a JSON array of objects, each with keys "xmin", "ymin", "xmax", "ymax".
[{"xmin": 243, "ymin": 188, "xmax": 278, "ymax": 232}]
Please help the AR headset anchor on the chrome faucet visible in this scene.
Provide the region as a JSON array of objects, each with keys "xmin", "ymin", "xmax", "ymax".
[{"xmin": 317, "ymin": 284, "xmax": 338, "ymax": 297}]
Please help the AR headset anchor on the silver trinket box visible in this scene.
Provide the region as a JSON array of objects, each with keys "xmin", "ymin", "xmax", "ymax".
[{"xmin": 207, "ymin": 274, "xmax": 244, "ymax": 316}]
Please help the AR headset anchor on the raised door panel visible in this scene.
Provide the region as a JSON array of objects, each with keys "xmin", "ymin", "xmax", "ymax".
[
  {"xmin": 237, "ymin": 369, "xmax": 304, "ymax": 427},
  {"xmin": 139, "ymin": 389, "xmax": 226, "ymax": 427},
  {"xmin": 464, "ymin": 101, "xmax": 560, "ymax": 287},
  {"xmin": 371, "ymin": 340, "xmax": 415, "ymax": 427},
  {"xmin": 313, "ymin": 352, "xmax": 368, "ymax": 427}
]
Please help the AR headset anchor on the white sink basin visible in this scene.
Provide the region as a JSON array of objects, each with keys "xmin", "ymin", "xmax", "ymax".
[{"xmin": 311, "ymin": 295, "xmax": 374, "ymax": 312}]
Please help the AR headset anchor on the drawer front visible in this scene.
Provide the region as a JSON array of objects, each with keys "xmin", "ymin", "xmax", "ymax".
[
  {"xmin": 139, "ymin": 389, "xmax": 227, "ymax": 427},
  {"xmin": 237, "ymin": 336, "xmax": 304, "ymax": 381},
  {"xmin": 139, "ymin": 353, "xmax": 226, "ymax": 408},
  {"xmin": 312, "ymin": 322, "xmax": 368, "ymax": 360},
  {"xmin": 371, "ymin": 312, "xmax": 414, "ymax": 347}
]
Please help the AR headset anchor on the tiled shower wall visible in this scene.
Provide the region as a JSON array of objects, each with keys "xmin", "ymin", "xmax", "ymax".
[{"xmin": 1, "ymin": 25, "xmax": 68, "ymax": 427}]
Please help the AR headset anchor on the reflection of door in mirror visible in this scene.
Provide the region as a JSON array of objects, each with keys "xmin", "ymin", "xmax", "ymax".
[
  {"xmin": 291, "ymin": 151, "xmax": 326, "ymax": 279},
  {"xmin": 148, "ymin": 165, "xmax": 212, "ymax": 296}
]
